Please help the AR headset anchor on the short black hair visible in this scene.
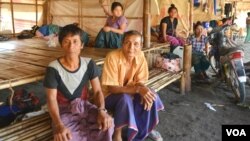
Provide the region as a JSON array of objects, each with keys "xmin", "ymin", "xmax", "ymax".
[
  {"xmin": 248, "ymin": 12, "xmax": 250, "ymax": 16},
  {"xmin": 123, "ymin": 30, "xmax": 142, "ymax": 43},
  {"xmin": 168, "ymin": 4, "xmax": 178, "ymax": 14},
  {"xmin": 58, "ymin": 24, "xmax": 83, "ymax": 45},
  {"xmin": 111, "ymin": 2, "xmax": 123, "ymax": 11}
]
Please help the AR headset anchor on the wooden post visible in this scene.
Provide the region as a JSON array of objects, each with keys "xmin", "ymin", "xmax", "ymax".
[
  {"xmin": 0, "ymin": 3, "xmax": 2, "ymax": 29},
  {"xmin": 10, "ymin": 0, "xmax": 15, "ymax": 37},
  {"xmin": 78, "ymin": 0, "xmax": 81, "ymax": 27},
  {"xmin": 207, "ymin": 0, "xmax": 212, "ymax": 15},
  {"xmin": 47, "ymin": 0, "xmax": 51, "ymax": 24},
  {"xmin": 180, "ymin": 71, "xmax": 186, "ymax": 95},
  {"xmin": 43, "ymin": 0, "xmax": 48, "ymax": 24},
  {"xmin": 181, "ymin": 44, "xmax": 192, "ymax": 94},
  {"xmin": 35, "ymin": 0, "xmax": 38, "ymax": 25},
  {"xmin": 233, "ymin": 2, "xmax": 237, "ymax": 21},
  {"xmin": 81, "ymin": 0, "xmax": 83, "ymax": 28},
  {"xmin": 189, "ymin": 0, "xmax": 193, "ymax": 33},
  {"xmin": 220, "ymin": 0, "xmax": 224, "ymax": 18},
  {"xmin": 143, "ymin": 0, "xmax": 151, "ymax": 48}
]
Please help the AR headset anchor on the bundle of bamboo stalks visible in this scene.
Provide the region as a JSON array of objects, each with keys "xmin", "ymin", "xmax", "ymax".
[{"xmin": 0, "ymin": 113, "xmax": 53, "ymax": 141}]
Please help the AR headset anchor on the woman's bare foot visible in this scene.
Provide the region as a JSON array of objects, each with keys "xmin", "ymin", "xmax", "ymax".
[{"xmin": 113, "ymin": 128, "xmax": 122, "ymax": 141}]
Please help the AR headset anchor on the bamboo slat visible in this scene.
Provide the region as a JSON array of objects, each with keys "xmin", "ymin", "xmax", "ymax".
[
  {"xmin": 145, "ymin": 70, "xmax": 171, "ymax": 86},
  {"xmin": 0, "ymin": 58, "xmax": 31, "ymax": 70},
  {"xmin": 150, "ymin": 72, "xmax": 183, "ymax": 92},
  {"xmin": 7, "ymin": 124, "xmax": 51, "ymax": 141},
  {"xmin": 0, "ymin": 113, "xmax": 50, "ymax": 136},
  {"xmin": 2, "ymin": 120, "xmax": 51, "ymax": 141},
  {"xmin": 0, "ymin": 53, "xmax": 54, "ymax": 67},
  {"xmin": 35, "ymin": 133, "xmax": 53, "ymax": 141},
  {"xmin": 26, "ymin": 129, "xmax": 53, "ymax": 141}
]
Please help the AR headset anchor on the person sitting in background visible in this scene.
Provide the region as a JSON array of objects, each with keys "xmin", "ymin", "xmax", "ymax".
[
  {"xmin": 95, "ymin": 2, "xmax": 128, "ymax": 48},
  {"xmin": 245, "ymin": 12, "xmax": 250, "ymax": 43},
  {"xmin": 102, "ymin": 30, "xmax": 164, "ymax": 141},
  {"xmin": 36, "ymin": 24, "xmax": 61, "ymax": 40},
  {"xmin": 158, "ymin": 4, "xmax": 185, "ymax": 52},
  {"xmin": 189, "ymin": 22, "xmax": 210, "ymax": 81},
  {"xmin": 44, "ymin": 24, "xmax": 113, "ymax": 141}
]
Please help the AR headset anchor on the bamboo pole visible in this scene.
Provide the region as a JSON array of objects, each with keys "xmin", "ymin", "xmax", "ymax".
[
  {"xmin": 143, "ymin": 0, "xmax": 151, "ymax": 48},
  {"xmin": 142, "ymin": 43, "xmax": 170, "ymax": 53},
  {"xmin": 0, "ymin": 2, "xmax": 43, "ymax": 6},
  {"xmin": 189, "ymin": 0, "xmax": 194, "ymax": 33},
  {"xmin": 10, "ymin": 0, "xmax": 15, "ymax": 37},
  {"xmin": 35, "ymin": 0, "xmax": 38, "ymax": 25},
  {"xmin": 220, "ymin": 0, "xmax": 225, "ymax": 18},
  {"xmin": 78, "ymin": 0, "xmax": 81, "ymax": 27},
  {"xmin": 43, "ymin": 0, "xmax": 48, "ymax": 24},
  {"xmin": 81, "ymin": 0, "xmax": 83, "ymax": 29},
  {"xmin": 208, "ymin": 0, "xmax": 213, "ymax": 15},
  {"xmin": 180, "ymin": 71, "xmax": 186, "ymax": 95},
  {"xmin": 48, "ymin": 0, "xmax": 52, "ymax": 24},
  {"xmin": 182, "ymin": 44, "xmax": 192, "ymax": 93},
  {"xmin": 0, "ymin": 75, "xmax": 44, "ymax": 90},
  {"xmin": 52, "ymin": 15, "xmax": 143, "ymax": 19},
  {"xmin": 0, "ymin": 3, "xmax": 1, "ymax": 29},
  {"xmin": 233, "ymin": 2, "xmax": 237, "ymax": 21}
]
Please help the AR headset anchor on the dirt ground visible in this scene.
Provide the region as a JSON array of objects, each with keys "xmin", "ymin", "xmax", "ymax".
[{"xmin": 155, "ymin": 80, "xmax": 250, "ymax": 141}]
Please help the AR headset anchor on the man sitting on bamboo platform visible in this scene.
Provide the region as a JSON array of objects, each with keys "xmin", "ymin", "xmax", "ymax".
[
  {"xmin": 102, "ymin": 30, "xmax": 164, "ymax": 141},
  {"xmin": 44, "ymin": 24, "xmax": 114, "ymax": 141}
]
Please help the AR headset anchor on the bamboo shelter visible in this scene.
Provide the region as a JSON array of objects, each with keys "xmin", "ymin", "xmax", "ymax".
[{"xmin": 0, "ymin": 0, "xmax": 193, "ymax": 139}]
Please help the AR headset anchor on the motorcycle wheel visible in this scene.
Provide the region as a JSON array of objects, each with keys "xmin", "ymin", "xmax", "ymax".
[
  {"xmin": 228, "ymin": 67, "xmax": 246, "ymax": 103},
  {"xmin": 209, "ymin": 54, "xmax": 219, "ymax": 74}
]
